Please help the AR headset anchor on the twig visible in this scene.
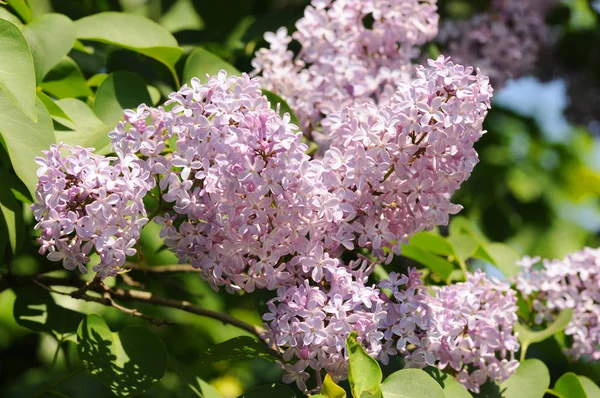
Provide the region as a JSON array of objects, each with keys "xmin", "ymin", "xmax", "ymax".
[
  {"xmin": 11, "ymin": 274, "xmax": 264, "ymax": 338},
  {"xmin": 125, "ymin": 262, "xmax": 198, "ymax": 273}
]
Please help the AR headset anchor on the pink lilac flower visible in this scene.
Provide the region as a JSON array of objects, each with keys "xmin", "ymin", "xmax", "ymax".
[
  {"xmin": 516, "ymin": 247, "xmax": 600, "ymax": 361},
  {"xmin": 262, "ymin": 260, "xmax": 386, "ymax": 391},
  {"xmin": 31, "ymin": 143, "xmax": 150, "ymax": 278},
  {"xmin": 252, "ymin": 0, "xmax": 439, "ymax": 136},
  {"xmin": 424, "ymin": 271, "xmax": 520, "ymax": 393}
]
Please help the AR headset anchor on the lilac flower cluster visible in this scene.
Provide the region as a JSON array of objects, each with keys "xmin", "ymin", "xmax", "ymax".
[
  {"xmin": 110, "ymin": 72, "xmax": 314, "ymax": 293},
  {"xmin": 252, "ymin": 0, "xmax": 439, "ymax": 135},
  {"xmin": 31, "ymin": 144, "xmax": 150, "ymax": 278},
  {"xmin": 516, "ymin": 247, "xmax": 600, "ymax": 361},
  {"xmin": 309, "ymin": 56, "xmax": 492, "ymax": 261},
  {"xmin": 262, "ymin": 259, "xmax": 386, "ymax": 387},
  {"xmin": 437, "ymin": 0, "xmax": 554, "ymax": 87},
  {"xmin": 378, "ymin": 268, "xmax": 432, "ymax": 367},
  {"xmin": 424, "ymin": 271, "xmax": 520, "ymax": 393}
]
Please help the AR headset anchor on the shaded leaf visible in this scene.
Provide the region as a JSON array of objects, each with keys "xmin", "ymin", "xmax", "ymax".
[
  {"xmin": 238, "ymin": 384, "xmax": 296, "ymax": 398},
  {"xmin": 7, "ymin": 0, "xmax": 31, "ymax": 22},
  {"xmin": 347, "ymin": 331, "xmax": 382, "ymax": 398},
  {"xmin": 190, "ymin": 376, "xmax": 222, "ymax": 398},
  {"xmin": 77, "ymin": 314, "xmax": 168, "ymax": 396},
  {"xmin": 0, "ymin": 166, "xmax": 24, "ymax": 253},
  {"xmin": 0, "ymin": 18, "xmax": 37, "ymax": 121},
  {"xmin": 499, "ymin": 359, "xmax": 550, "ymax": 398},
  {"xmin": 93, "ymin": 71, "xmax": 151, "ymax": 125},
  {"xmin": 200, "ymin": 336, "xmax": 277, "ymax": 363},
  {"xmin": 408, "ymin": 231, "xmax": 454, "ymax": 257},
  {"xmin": 23, "ymin": 13, "xmax": 76, "ymax": 84},
  {"xmin": 40, "ymin": 56, "xmax": 93, "ymax": 99},
  {"xmin": 183, "ymin": 47, "xmax": 240, "ymax": 85},
  {"xmin": 13, "ymin": 285, "xmax": 85, "ymax": 340},
  {"xmin": 0, "ymin": 90, "xmax": 55, "ymax": 198}
]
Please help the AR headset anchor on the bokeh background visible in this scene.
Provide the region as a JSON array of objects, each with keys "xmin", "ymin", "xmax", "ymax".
[{"xmin": 0, "ymin": 0, "xmax": 599, "ymax": 396}]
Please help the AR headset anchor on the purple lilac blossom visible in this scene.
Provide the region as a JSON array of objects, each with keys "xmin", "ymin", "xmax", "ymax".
[
  {"xmin": 424, "ymin": 271, "xmax": 520, "ymax": 393},
  {"xmin": 307, "ymin": 55, "xmax": 493, "ymax": 262},
  {"xmin": 437, "ymin": 0, "xmax": 554, "ymax": 87},
  {"xmin": 31, "ymin": 143, "xmax": 150, "ymax": 279},
  {"xmin": 252, "ymin": 0, "xmax": 439, "ymax": 136},
  {"xmin": 378, "ymin": 268, "xmax": 433, "ymax": 367},
  {"xmin": 262, "ymin": 259, "xmax": 386, "ymax": 391},
  {"xmin": 516, "ymin": 247, "xmax": 600, "ymax": 361}
]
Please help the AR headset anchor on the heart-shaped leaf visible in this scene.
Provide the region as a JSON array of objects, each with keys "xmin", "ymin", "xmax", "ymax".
[
  {"xmin": 93, "ymin": 71, "xmax": 152, "ymax": 125},
  {"xmin": 553, "ymin": 373, "xmax": 587, "ymax": 398},
  {"xmin": 499, "ymin": 359, "xmax": 550, "ymax": 398},
  {"xmin": 40, "ymin": 56, "xmax": 93, "ymax": 99},
  {"xmin": 183, "ymin": 47, "xmax": 240, "ymax": 85},
  {"xmin": 424, "ymin": 367, "xmax": 472, "ymax": 398},
  {"xmin": 380, "ymin": 369, "xmax": 445, "ymax": 398},
  {"xmin": 77, "ymin": 314, "xmax": 168, "ymax": 396},
  {"xmin": 347, "ymin": 332, "xmax": 382, "ymax": 398}
]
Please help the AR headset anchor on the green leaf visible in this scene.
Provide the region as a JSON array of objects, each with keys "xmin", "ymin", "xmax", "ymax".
[
  {"xmin": 380, "ymin": 369, "xmax": 445, "ymax": 398},
  {"xmin": 86, "ymin": 73, "xmax": 108, "ymax": 88},
  {"xmin": 54, "ymin": 98, "xmax": 112, "ymax": 154},
  {"xmin": 23, "ymin": 13, "xmax": 76, "ymax": 84},
  {"xmin": 446, "ymin": 233, "xmax": 478, "ymax": 264},
  {"xmin": 553, "ymin": 373, "xmax": 587, "ymax": 398},
  {"xmin": 200, "ymin": 336, "xmax": 277, "ymax": 363},
  {"xmin": 40, "ymin": 56, "xmax": 93, "ymax": 99},
  {"xmin": 515, "ymin": 308, "xmax": 573, "ymax": 360},
  {"xmin": 93, "ymin": 71, "xmax": 152, "ymax": 125},
  {"xmin": 0, "ymin": 19, "xmax": 37, "ymax": 121},
  {"xmin": 77, "ymin": 314, "xmax": 168, "ymax": 396},
  {"xmin": 499, "ymin": 359, "xmax": 550, "ymax": 398},
  {"xmin": 183, "ymin": 47, "xmax": 240, "ymax": 86},
  {"xmin": 238, "ymin": 384, "xmax": 296, "ymax": 398},
  {"xmin": 190, "ymin": 376, "xmax": 222, "ymax": 398},
  {"xmin": 37, "ymin": 90, "xmax": 76, "ymax": 129},
  {"xmin": 0, "ymin": 166, "xmax": 24, "ymax": 254},
  {"xmin": 321, "ymin": 374, "xmax": 347, "ymax": 398},
  {"xmin": 7, "ymin": 0, "xmax": 31, "ymax": 22},
  {"xmin": 408, "ymin": 231, "xmax": 454, "ymax": 256},
  {"xmin": 75, "ymin": 12, "xmax": 182, "ymax": 85},
  {"xmin": 400, "ymin": 245, "xmax": 453, "ymax": 280},
  {"xmin": 477, "ymin": 243, "xmax": 521, "ymax": 278},
  {"xmin": 347, "ymin": 331, "xmax": 382, "ymax": 398},
  {"xmin": 0, "ymin": 7, "xmax": 23, "ymax": 28},
  {"xmin": 579, "ymin": 376, "xmax": 600, "ymax": 398},
  {"xmin": 13, "ymin": 285, "xmax": 85, "ymax": 340},
  {"xmin": 449, "ymin": 217, "xmax": 488, "ymax": 244},
  {"xmin": 261, "ymin": 89, "xmax": 300, "ymax": 128},
  {"xmin": 423, "ymin": 368, "xmax": 471, "ymax": 398},
  {"xmin": 0, "ymin": 90, "xmax": 55, "ymax": 198},
  {"xmin": 148, "ymin": 85, "xmax": 161, "ymax": 105}
]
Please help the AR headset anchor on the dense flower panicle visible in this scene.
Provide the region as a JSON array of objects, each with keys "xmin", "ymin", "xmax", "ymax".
[
  {"xmin": 252, "ymin": 0, "xmax": 439, "ymax": 134},
  {"xmin": 425, "ymin": 271, "xmax": 520, "ymax": 393},
  {"xmin": 111, "ymin": 72, "xmax": 320, "ymax": 293},
  {"xmin": 378, "ymin": 268, "xmax": 432, "ymax": 367},
  {"xmin": 304, "ymin": 56, "xmax": 492, "ymax": 261},
  {"xmin": 262, "ymin": 261, "xmax": 387, "ymax": 391},
  {"xmin": 516, "ymin": 247, "xmax": 600, "ymax": 361},
  {"xmin": 437, "ymin": 0, "xmax": 553, "ymax": 87},
  {"xmin": 31, "ymin": 144, "xmax": 150, "ymax": 278}
]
